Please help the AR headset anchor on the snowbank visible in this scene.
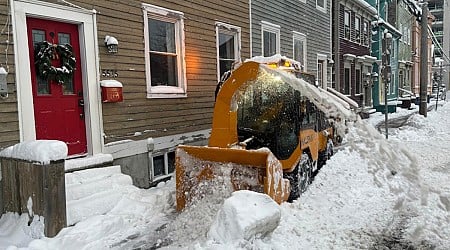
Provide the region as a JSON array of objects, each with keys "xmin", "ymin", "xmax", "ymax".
[{"xmin": 208, "ymin": 190, "xmax": 281, "ymax": 243}]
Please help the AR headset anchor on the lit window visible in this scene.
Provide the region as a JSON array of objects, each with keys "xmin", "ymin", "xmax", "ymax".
[
  {"xmin": 293, "ymin": 32, "xmax": 307, "ymax": 71},
  {"xmin": 143, "ymin": 4, "xmax": 186, "ymax": 98},
  {"xmin": 261, "ymin": 21, "xmax": 280, "ymax": 56},
  {"xmin": 216, "ymin": 22, "xmax": 241, "ymax": 81}
]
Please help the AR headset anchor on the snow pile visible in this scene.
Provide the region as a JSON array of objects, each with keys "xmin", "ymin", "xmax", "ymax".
[
  {"xmin": 0, "ymin": 140, "xmax": 67, "ymax": 164},
  {"xmin": 208, "ymin": 190, "xmax": 281, "ymax": 243}
]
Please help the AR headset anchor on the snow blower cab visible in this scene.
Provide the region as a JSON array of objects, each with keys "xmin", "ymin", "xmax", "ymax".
[{"xmin": 176, "ymin": 57, "xmax": 335, "ymax": 211}]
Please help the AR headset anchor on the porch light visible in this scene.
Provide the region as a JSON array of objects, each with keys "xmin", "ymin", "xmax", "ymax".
[{"xmin": 104, "ymin": 35, "xmax": 118, "ymax": 54}]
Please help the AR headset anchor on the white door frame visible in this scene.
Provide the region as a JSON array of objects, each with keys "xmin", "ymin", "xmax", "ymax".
[{"xmin": 11, "ymin": 0, "xmax": 103, "ymax": 155}]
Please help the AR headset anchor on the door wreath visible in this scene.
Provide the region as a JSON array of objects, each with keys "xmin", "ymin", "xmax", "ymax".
[{"xmin": 34, "ymin": 41, "xmax": 76, "ymax": 84}]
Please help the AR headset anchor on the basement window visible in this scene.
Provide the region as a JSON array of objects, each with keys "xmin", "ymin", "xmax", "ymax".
[{"xmin": 151, "ymin": 151, "xmax": 176, "ymax": 181}]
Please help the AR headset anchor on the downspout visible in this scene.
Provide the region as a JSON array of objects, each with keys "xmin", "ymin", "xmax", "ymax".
[
  {"xmin": 333, "ymin": 0, "xmax": 340, "ymax": 91},
  {"xmin": 249, "ymin": 0, "xmax": 252, "ymax": 58}
]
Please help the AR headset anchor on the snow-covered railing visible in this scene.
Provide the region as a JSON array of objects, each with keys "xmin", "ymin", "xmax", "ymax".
[
  {"xmin": 326, "ymin": 87, "xmax": 359, "ymax": 109},
  {"xmin": 0, "ymin": 140, "xmax": 67, "ymax": 237}
]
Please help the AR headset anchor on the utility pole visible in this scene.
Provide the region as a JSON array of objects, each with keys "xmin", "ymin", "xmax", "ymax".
[
  {"xmin": 382, "ymin": 31, "xmax": 392, "ymax": 139},
  {"xmin": 419, "ymin": 2, "xmax": 428, "ymax": 117}
]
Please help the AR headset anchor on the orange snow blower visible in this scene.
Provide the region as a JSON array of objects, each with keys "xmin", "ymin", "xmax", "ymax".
[{"xmin": 176, "ymin": 58, "xmax": 335, "ymax": 211}]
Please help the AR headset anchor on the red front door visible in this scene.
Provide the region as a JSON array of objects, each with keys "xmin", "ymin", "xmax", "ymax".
[{"xmin": 27, "ymin": 17, "xmax": 87, "ymax": 156}]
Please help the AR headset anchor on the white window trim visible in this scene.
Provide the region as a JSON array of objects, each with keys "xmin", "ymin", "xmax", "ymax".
[
  {"xmin": 316, "ymin": 0, "xmax": 327, "ymax": 13},
  {"xmin": 215, "ymin": 22, "xmax": 241, "ymax": 82},
  {"xmin": 293, "ymin": 31, "xmax": 307, "ymax": 72},
  {"xmin": 317, "ymin": 54, "xmax": 328, "ymax": 89},
  {"xmin": 143, "ymin": 3, "xmax": 187, "ymax": 99},
  {"xmin": 299, "ymin": 0, "xmax": 306, "ymax": 3},
  {"xmin": 261, "ymin": 21, "xmax": 280, "ymax": 56},
  {"xmin": 151, "ymin": 150, "xmax": 175, "ymax": 182},
  {"xmin": 12, "ymin": 0, "xmax": 103, "ymax": 155}
]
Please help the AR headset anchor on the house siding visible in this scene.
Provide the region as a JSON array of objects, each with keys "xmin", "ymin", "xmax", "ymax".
[
  {"xmin": 1, "ymin": 0, "xmax": 250, "ymax": 150},
  {"xmin": 89, "ymin": 0, "xmax": 250, "ymax": 144},
  {"xmin": 251, "ymin": 0, "xmax": 331, "ymax": 76},
  {"xmin": 338, "ymin": 6, "xmax": 371, "ymax": 103},
  {"xmin": 0, "ymin": 1, "xmax": 19, "ymax": 150}
]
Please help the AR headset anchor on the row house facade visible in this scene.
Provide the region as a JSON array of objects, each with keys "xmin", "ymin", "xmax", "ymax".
[
  {"xmin": 371, "ymin": 0, "xmax": 402, "ymax": 113},
  {"xmin": 251, "ymin": 0, "xmax": 332, "ymax": 88},
  {"xmin": 0, "ymin": 0, "xmax": 250, "ymax": 187},
  {"xmin": 332, "ymin": 0, "xmax": 377, "ymax": 113},
  {"xmin": 0, "ymin": 0, "xmax": 333, "ymax": 190},
  {"xmin": 396, "ymin": 0, "xmax": 414, "ymax": 100}
]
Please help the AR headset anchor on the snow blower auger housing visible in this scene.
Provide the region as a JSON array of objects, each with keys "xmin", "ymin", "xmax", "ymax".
[{"xmin": 176, "ymin": 58, "xmax": 335, "ymax": 211}]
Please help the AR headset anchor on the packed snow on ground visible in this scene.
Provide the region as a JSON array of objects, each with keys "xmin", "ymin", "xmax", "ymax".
[{"xmin": 1, "ymin": 94, "xmax": 449, "ymax": 250}]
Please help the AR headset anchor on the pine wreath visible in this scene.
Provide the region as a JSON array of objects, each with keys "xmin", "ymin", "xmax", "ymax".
[{"xmin": 34, "ymin": 41, "xmax": 76, "ymax": 84}]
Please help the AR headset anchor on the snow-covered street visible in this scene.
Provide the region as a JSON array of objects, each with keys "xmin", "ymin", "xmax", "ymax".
[{"xmin": 1, "ymin": 100, "xmax": 449, "ymax": 249}]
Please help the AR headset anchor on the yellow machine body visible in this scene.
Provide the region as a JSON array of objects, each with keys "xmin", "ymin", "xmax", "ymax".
[{"xmin": 176, "ymin": 60, "xmax": 334, "ymax": 211}]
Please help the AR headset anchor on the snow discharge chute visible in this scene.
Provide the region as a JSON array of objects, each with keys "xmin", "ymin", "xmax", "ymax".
[{"xmin": 176, "ymin": 59, "xmax": 339, "ymax": 211}]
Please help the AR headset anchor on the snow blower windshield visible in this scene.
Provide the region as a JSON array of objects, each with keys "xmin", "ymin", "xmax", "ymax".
[{"xmin": 235, "ymin": 67, "xmax": 316, "ymax": 160}]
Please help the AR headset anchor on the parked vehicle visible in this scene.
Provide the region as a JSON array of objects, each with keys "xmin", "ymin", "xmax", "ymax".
[{"xmin": 175, "ymin": 58, "xmax": 336, "ymax": 211}]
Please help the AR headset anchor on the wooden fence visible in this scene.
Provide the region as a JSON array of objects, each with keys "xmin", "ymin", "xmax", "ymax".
[{"xmin": 1, "ymin": 157, "xmax": 66, "ymax": 237}]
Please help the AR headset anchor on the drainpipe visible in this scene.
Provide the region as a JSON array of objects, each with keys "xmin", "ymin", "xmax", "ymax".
[
  {"xmin": 249, "ymin": 0, "xmax": 252, "ymax": 58},
  {"xmin": 333, "ymin": 0, "xmax": 340, "ymax": 91}
]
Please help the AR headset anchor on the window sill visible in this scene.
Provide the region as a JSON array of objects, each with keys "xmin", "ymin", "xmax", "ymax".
[{"xmin": 147, "ymin": 93, "xmax": 187, "ymax": 99}]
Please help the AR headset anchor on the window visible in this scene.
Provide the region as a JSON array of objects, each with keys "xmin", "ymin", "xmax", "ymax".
[
  {"xmin": 317, "ymin": 60, "xmax": 324, "ymax": 87},
  {"xmin": 355, "ymin": 16, "xmax": 361, "ymax": 44},
  {"xmin": 344, "ymin": 11, "xmax": 350, "ymax": 40},
  {"xmin": 143, "ymin": 4, "xmax": 186, "ymax": 98},
  {"xmin": 407, "ymin": 28, "xmax": 411, "ymax": 45},
  {"xmin": 355, "ymin": 68, "xmax": 361, "ymax": 94},
  {"xmin": 216, "ymin": 22, "xmax": 241, "ymax": 81},
  {"xmin": 316, "ymin": 0, "xmax": 326, "ymax": 12},
  {"xmin": 363, "ymin": 21, "xmax": 370, "ymax": 46},
  {"xmin": 293, "ymin": 32, "xmax": 307, "ymax": 71},
  {"xmin": 344, "ymin": 66, "xmax": 351, "ymax": 95},
  {"xmin": 151, "ymin": 151, "xmax": 175, "ymax": 180},
  {"xmin": 261, "ymin": 21, "xmax": 280, "ymax": 56}
]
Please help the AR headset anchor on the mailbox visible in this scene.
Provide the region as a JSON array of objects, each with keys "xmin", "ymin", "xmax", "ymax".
[{"xmin": 100, "ymin": 80, "xmax": 123, "ymax": 103}]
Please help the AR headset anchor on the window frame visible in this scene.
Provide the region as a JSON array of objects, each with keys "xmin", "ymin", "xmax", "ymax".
[
  {"xmin": 216, "ymin": 22, "xmax": 241, "ymax": 82},
  {"xmin": 316, "ymin": 0, "xmax": 327, "ymax": 13},
  {"xmin": 355, "ymin": 16, "xmax": 361, "ymax": 44},
  {"xmin": 344, "ymin": 10, "xmax": 351, "ymax": 40},
  {"xmin": 151, "ymin": 150, "xmax": 176, "ymax": 182},
  {"xmin": 143, "ymin": 3, "xmax": 187, "ymax": 99},
  {"xmin": 363, "ymin": 20, "xmax": 370, "ymax": 46},
  {"xmin": 261, "ymin": 21, "xmax": 280, "ymax": 57},
  {"xmin": 292, "ymin": 31, "xmax": 307, "ymax": 72},
  {"xmin": 355, "ymin": 67, "xmax": 362, "ymax": 95},
  {"xmin": 344, "ymin": 63, "xmax": 351, "ymax": 95}
]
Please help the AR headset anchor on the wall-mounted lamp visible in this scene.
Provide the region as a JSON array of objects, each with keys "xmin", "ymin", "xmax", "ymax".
[{"xmin": 105, "ymin": 35, "xmax": 118, "ymax": 54}]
